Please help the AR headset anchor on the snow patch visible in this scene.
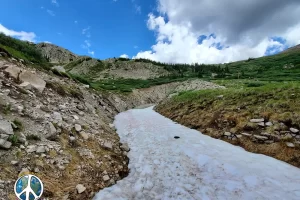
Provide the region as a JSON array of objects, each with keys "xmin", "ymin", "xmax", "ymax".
[{"xmin": 94, "ymin": 107, "xmax": 300, "ymax": 200}]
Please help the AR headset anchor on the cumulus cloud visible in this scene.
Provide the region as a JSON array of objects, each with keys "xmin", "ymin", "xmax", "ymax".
[
  {"xmin": 81, "ymin": 27, "xmax": 95, "ymax": 56},
  {"xmin": 88, "ymin": 50, "xmax": 95, "ymax": 56},
  {"xmin": 135, "ymin": 0, "xmax": 300, "ymax": 64},
  {"xmin": 51, "ymin": 0, "xmax": 59, "ymax": 7},
  {"xmin": 120, "ymin": 54, "xmax": 129, "ymax": 58},
  {"xmin": 0, "ymin": 24, "xmax": 36, "ymax": 42},
  {"xmin": 47, "ymin": 9, "xmax": 55, "ymax": 16}
]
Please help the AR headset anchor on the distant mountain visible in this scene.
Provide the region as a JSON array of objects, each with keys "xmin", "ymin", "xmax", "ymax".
[
  {"xmin": 282, "ymin": 44, "xmax": 300, "ymax": 54},
  {"xmin": 36, "ymin": 43, "xmax": 78, "ymax": 64}
]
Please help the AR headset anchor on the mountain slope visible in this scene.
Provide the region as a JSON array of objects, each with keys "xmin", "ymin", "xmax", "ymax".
[
  {"xmin": 282, "ymin": 44, "xmax": 300, "ymax": 54},
  {"xmin": 36, "ymin": 42, "xmax": 78, "ymax": 64}
]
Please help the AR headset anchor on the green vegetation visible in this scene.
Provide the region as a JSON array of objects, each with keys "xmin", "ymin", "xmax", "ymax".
[
  {"xmin": 90, "ymin": 76, "xmax": 192, "ymax": 92},
  {"xmin": 45, "ymin": 81, "xmax": 83, "ymax": 99},
  {"xmin": 3, "ymin": 103, "xmax": 11, "ymax": 115},
  {"xmin": 8, "ymin": 134, "xmax": 19, "ymax": 146},
  {"xmin": 12, "ymin": 119, "xmax": 23, "ymax": 131},
  {"xmin": 0, "ymin": 33, "xmax": 49, "ymax": 66},
  {"xmin": 157, "ymin": 80, "xmax": 300, "ymax": 167},
  {"xmin": 26, "ymin": 134, "xmax": 41, "ymax": 141}
]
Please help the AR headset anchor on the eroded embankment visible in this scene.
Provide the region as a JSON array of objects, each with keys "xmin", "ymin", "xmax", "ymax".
[{"xmin": 156, "ymin": 83, "xmax": 300, "ymax": 168}]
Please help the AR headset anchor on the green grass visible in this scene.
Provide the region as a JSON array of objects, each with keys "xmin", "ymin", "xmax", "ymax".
[
  {"xmin": 0, "ymin": 33, "xmax": 48, "ymax": 64},
  {"xmin": 12, "ymin": 119, "xmax": 23, "ymax": 131},
  {"xmin": 172, "ymin": 81, "xmax": 300, "ymax": 127},
  {"xmin": 90, "ymin": 76, "xmax": 193, "ymax": 92}
]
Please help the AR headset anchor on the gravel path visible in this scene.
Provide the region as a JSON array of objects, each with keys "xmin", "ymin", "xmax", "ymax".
[{"xmin": 94, "ymin": 107, "xmax": 300, "ymax": 200}]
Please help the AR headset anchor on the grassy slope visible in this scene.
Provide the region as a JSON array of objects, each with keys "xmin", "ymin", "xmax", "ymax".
[
  {"xmin": 156, "ymin": 80, "xmax": 300, "ymax": 167},
  {"xmin": 225, "ymin": 51, "xmax": 300, "ymax": 80},
  {"xmin": 0, "ymin": 34, "xmax": 49, "ymax": 65}
]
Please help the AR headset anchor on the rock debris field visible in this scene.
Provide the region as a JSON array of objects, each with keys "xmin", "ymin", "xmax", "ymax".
[{"xmin": 94, "ymin": 106, "xmax": 300, "ymax": 200}]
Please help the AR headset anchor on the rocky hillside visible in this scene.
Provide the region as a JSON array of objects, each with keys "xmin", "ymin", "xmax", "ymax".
[
  {"xmin": 36, "ymin": 43, "xmax": 78, "ymax": 64},
  {"xmin": 64, "ymin": 57, "xmax": 174, "ymax": 80},
  {"xmin": 0, "ymin": 53, "xmax": 224, "ymax": 199},
  {"xmin": 282, "ymin": 44, "xmax": 300, "ymax": 54}
]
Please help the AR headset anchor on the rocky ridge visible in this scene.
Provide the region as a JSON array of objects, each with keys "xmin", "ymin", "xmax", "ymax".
[{"xmin": 36, "ymin": 43, "xmax": 78, "ymax": 64}]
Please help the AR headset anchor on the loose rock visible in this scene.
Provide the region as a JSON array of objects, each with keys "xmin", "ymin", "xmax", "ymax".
[
  {"xmin": 290, "ymin": 128, "xmax": 299, "ymax": 134},
  {"xmin": 265, "ymin": 122, "xmax": 273, "ymax": 127},
  {"xmin": 224, "ymin": 132, "xmax": 232, "ymax": 136},
  {"xmin": 76, "ymin": 184, "xmax": 86, "ymax": 194},
  {"xmin": 103, "ymin": 175, "xmax": 110, "ymax": 181},
  {"xmin": 250, "ymin": 118, "xmax": 264, "ymax": 123},
  {"xmin": 0, "ymin": 120, "xmax": 14, "ymax": 135},
  {"xmin": 254, "ymin": 135, "xmax": 268, "ymax": 140},
  {"xmin": 286, "ymin": 142, "xmax": 295, "ymax": 148},
  {"xmin": 75, "ymin": 124, "xmax": 82, "ymax": 132},
  {"xmin": 120, "ymin": 143, "xmax": 130, "ymax": 152}
]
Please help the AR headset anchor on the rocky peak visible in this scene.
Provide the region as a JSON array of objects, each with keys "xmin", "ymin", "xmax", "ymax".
[{"xmin": 36, "ymin": 43, "xmax": 78, "ymax": 64}]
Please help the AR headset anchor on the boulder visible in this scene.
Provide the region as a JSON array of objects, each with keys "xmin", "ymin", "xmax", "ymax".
[
  {"xmin": 290, "ymin": 128, "xmax": 299, "ymax": 134},
  {"xmin": 265, "ymin": 122, "xmax": 273, "ymax": 127},
  {"xmin": 0, "ymin": 139, "xmax": 12, "ymax": 149},
  {"xmin": 103, "ymin": 141, "xmax": 113, "ymax": 150},
  {"xmin": 19, "ymin": 71, "xmax": 46, "ymax": 93},
  {"xmin": 241, "ymin": 133, "xmax": 252, "ymax": 137},
  {"xmin": 46, "ymin": 122, "xmax": 57, "ymax": 140},
  {"xmin": 26, "ymin": 145, "xmax": 37, "ymax": 153},
  {"xmin": 76, "ymin": 184, "xmax": 86, "ymax": 194},
  {"xmin": 103, "ymin": 175, "xmax": 110, "ymax": 181},
  {"xmin": 18, "ymin": 82, "xmax": 33, "ymax": 91},
  {"xmin": 254, "ymin": 135, "xmax": 268, "ymax": 140},
  {"xmin": 120, "ymin": 143, "xmax": 130, "ymax": 152},
  {"xmin": 0, "ymin": 134, "xmax": 9, "ymax": 140},
  {"xmin": 75, "ymin": 124, "xmax": 82, "ymax": 132},
  {"xmin": 4, "ymin": 66, "xmax": 22, "ymax": 80},
  {"xmin": 286, "ymin": 142, "xmax": 295, "ymax": 148},
  {"xmin": 52, "ymin": 66, "xmax": 66, "ymax": 73},
  {"xmin": 36, "ymin": 146, "xmax": 46, "ymax": 153},
  {"xmin": 258, "ymin": 122, "xmax": 265, "ymax": 127},
  {"xmin": 224, "ymin": 132, "xmax": 232, "ymax": 136},
  {"xmin": 250, "ymin": 118, "xmax": 264, "ymax": 123},
  {"xmin": 0, "ymin": 120, "xmax": 14, "ymax": 135},
  {"xmin": 52, "ymin": 112, "xmax": 62, "ymax": 123}
]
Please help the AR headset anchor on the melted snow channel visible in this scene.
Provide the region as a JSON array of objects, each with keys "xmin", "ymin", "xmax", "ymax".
[{"xmin": 94, "ymin": 106, "xmax": 300, "ymax": 200}]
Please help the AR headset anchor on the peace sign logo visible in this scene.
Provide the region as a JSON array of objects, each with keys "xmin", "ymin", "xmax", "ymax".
[{"xmin": 14, "ymin": 175, "xmax": 44, "ymax": 200}]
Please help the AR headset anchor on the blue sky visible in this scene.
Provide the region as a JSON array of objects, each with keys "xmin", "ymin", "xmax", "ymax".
[
  {"xmin": 0, "ymin": 0, "xmax": 299, "ymax": 64},
  {"xmin": 0, "ymin": 0, "xmax": 157, "ymax": 59}
]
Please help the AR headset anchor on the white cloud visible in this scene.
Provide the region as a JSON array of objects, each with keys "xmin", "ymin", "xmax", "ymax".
[
  {"xmin": 0, "ymin": 24, "xmax": 36, "ymax": 42},
  {"xmin": 83, "ymin": 40, "xmax": 91, "ymax": 48},
  {"xmin": 47, "ymin": 9, "xmax": 55, "ymax": 16},
  {"xmin": 88, "ymin": 50, "xmax": 95, "ymax": 56},
  {"xmin": 82, "ymin": 27, "xmax": 91, "ymax": 38},
  {"xmin": 74, "ymin": 20, "xmax": 78, "ymax": 24},
  {"xmin": 43, "ymin": 41, "xmax": 52, "ymax": 44},
  {"xmin": 120, "ymin": 54, "xmax": 129, "ymax": 58},
  {"xmin": 135, "ymin": 0, "xmax": 300, "ymax": 64},
  {"xmin": 51, "ymin": 0, "xmax": 59, "ymax": 7},
  {"xmin": 81, "ymin": 27, "xmax": 94, "ymax": 56},
  {"xmin": 135, "ymin": 5, "xmax": 141, "ymax": 14}
]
